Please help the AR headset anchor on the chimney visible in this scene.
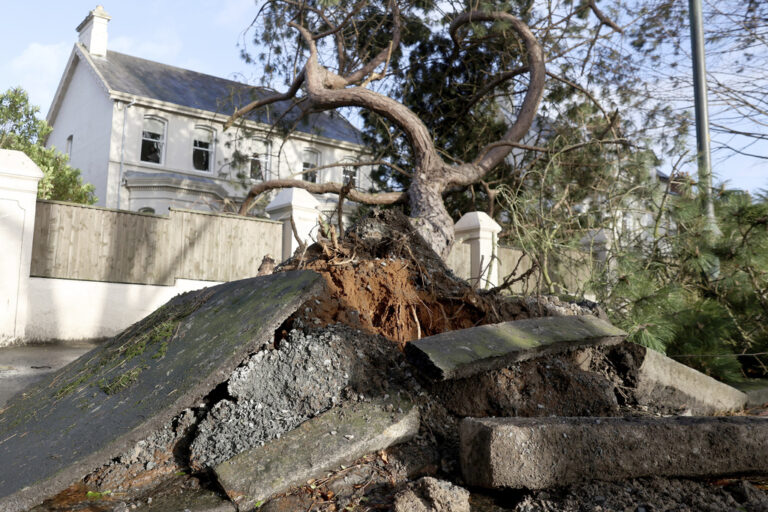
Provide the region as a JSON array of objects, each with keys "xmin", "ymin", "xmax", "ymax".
[{"xmin": 76, "ymin": 5, "xmax": 111, "ymax": 58}]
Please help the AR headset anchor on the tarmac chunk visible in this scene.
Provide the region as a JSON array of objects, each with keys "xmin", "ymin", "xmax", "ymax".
[
  {"xmin": 460, "ymin": 416, "xmax": 768, "ymax": 490},
  {"xmin": 214, "ymin": 397, "xmax": 419, "ymax": 511},
  {"xmin": 405, "ymin": 316, "xmax": 625, "ymax": 380},
  {"xmin": 0, "ymin": 271, "xmax": 324, "ymax": 512}
]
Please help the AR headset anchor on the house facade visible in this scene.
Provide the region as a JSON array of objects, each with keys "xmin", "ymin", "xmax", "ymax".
[{"xmin": 46, "ymin": 6, "xmax": 371, "ymax": 216}]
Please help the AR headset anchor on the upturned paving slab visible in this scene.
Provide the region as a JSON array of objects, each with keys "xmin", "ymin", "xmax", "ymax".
[
  {"xmin": 405, "ymin": 316, "xmax": 626, "ymax": 380},
  {"xmin": 214, "ymin": 396, "xmax": 420, "ymax": 511},
  {"xmin": 460, "ymin": 416, "xmax": 768, "ymax": 490},
  {"xmin": 0, "ymin": 342, "xmax": 98, "ymax": 408},
  {"xmin": 0, "ymin": 270, "xmax": 324, "ymax": 512},
  {"xmin": 632, "ymin": 345, "xmax": 747, "ymax": 414}
]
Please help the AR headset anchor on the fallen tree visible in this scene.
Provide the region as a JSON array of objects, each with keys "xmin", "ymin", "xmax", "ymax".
[{"xmin": 227, "ymin": 0, "xmax": 624, "ymax": 259}]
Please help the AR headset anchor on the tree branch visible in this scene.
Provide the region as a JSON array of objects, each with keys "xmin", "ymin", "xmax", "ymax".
[
  {"xmin": 238, "ymin": 179, "xmax": 406, "ymax": 215},
  {"xmin": 223, "ymin": 70, "xmax": 305, "ymax": 130},
  {"xmin": 587, "ymin": 0, "xmax": 623, "ymax": 34},
  {"xmin": 342, "ymin": 1, "xmax": 401, "ymax": 85},
  {"xmin": 450, "ymin": 11, "xmax": 546, "ymax": 180}
]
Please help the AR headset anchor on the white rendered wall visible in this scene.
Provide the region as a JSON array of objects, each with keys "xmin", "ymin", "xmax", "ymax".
[
  {"xmin": 46, "ymin": 55, "xmax": 114, "ymax": 206},
  {"xmin": 0, "ymin": 151, "xmax": 43, "ymax": 345},
  {"xmin": 25, "ymin": 277, "xmax": 220, "ymax": 341},
  {"xmin": 110, "ymin": 103, "xmax": 369, "ymax": 212}
]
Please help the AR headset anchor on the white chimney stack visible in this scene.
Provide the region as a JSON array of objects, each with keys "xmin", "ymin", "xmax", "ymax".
[{"xmin": 76, "ymin": 5, "xmax": 111, "ymax": 58}]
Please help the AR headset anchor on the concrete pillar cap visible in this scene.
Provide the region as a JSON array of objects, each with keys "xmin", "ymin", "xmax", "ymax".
[
  {"xmin": 0, "ymin": 150, "xmax": 44, "ymax": 180},
  {"xmin": 454, "ymin": 211, "xmax": 502, "ymax": 236}
]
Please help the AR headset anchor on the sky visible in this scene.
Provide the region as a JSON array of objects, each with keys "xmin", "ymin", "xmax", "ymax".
[
  {"xmin": 0, "ymin": 1, "xmax": 764, "ymax": 194},
  {"xmin": 0, "ymin": 1, "xmax": 259, "ymax": 115}
]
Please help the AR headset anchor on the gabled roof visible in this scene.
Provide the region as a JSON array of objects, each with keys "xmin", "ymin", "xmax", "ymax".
[{"xmin": 90, "ymin": 50, "xmax": 362, "ymax": 145}]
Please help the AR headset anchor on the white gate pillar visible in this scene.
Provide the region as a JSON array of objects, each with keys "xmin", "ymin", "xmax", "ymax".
[
  {"xmin": 454, "ymin": 211, "xmax": 502, "ymax": 289},
  {"xmin": 0, "ymin": 150, "xmax": 43, "ymax": 345},
  {"xmin": 265, "ymin": 188, "xmax": 321, "ymax": 261}
]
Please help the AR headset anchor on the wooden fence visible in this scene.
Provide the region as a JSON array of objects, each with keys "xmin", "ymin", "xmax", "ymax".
[{"xmin": 31, "ymin": 201, "xmax": 282, "ymax": 286}]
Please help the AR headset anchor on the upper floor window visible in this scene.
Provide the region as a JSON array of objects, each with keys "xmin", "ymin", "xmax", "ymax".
[
  {"xmin": 193, "ymin": 127, "xmax": 214, "ymax": 171},
  {"xmin": 141, "ymin": 116, "xmax": 166, "ymax": 164},
  {"xmin": 65, "ymin": 135, "xmax": 73, "ymax": 158},
  {"xmin": 302, "ymin": 148, "xmax": 319, "ymax": 183},
  {"xmin": 250, "ymin": 139, "xmax": 271, "ymax": 180},
  {"xmin": 342, "ymin": 160, "xmax": 358, "ymax": 187}
]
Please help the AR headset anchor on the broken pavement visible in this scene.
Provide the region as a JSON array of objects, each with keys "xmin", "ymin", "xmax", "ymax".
[{"xmin": 2, "ymin": 210, "xmax": 766, "ymax": 511}]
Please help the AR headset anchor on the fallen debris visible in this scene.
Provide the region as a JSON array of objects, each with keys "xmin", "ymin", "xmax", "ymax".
[
  {"xmin": 6, "ymin": 209, "xmax": 761, "ymax": 512},
  {"xmin": 405, "ymin": 316, "xmax": 626, "ymax": 381},
  {"xmin": 214, "ymin": 396, "xmax": 419, "ymax": 511},
  {"xmin": 0, "ymin": 271, "xmax": 323, "ymax": 512},
  {"xmin": 393, "ymin": 477, "xmax": 470, "ymax": 512},
  {"xmin": 460, "ymin": 416, "xmax": 768, "ymax": 490},
  {"xmin": 508, "ymin": 476, "xmax": 768, "ymax": 512},
  {"xmin": 605, "ymin": 342, "xmax": 748, "ymax": 414}
]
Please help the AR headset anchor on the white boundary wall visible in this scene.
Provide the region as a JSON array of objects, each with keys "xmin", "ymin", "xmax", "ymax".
[
  {"xmin": 25, "ymin": 277, "xmax": 220, "ymax": 341},
  {"xmin": 0, "ymin": 150, "xmax": 507, "ymax": 346}
]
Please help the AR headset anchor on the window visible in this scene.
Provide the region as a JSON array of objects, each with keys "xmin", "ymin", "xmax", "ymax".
[
  {"xmin": 249, "ymin": 139, "xmax": 271, "ymax": 180},
  {"xmin": 342, "ymin": 160, "xmax": 358, "ymax": 187},
  {"xmin": 302, "ymin": 148, "xmax": 319, "ymax": 183},
  {"xmin": 141, "ymin": 117, "xmax": 165, "ymax": 164},
  {"xmin": 193, "ymin": 127, "xmax": 214, "ymax": 171},
  {"xmin": 65, "ymin": 135, "xmax": 73, "ymax": 158},
  {"xmin": 138, "ymin": 207, "xmax": 155, "ymax": 214}
]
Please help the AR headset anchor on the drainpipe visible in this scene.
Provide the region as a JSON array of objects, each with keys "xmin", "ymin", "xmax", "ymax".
[{"xmin": 117, "ymin": 98, "xmax": 136, "ymax": 209}]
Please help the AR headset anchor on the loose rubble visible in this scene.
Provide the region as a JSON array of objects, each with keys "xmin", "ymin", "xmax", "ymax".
[
  {"xmin": 4, "ymin": 210, "xmax": 767, "ymax": 511},
  {"xmin": 393, "ymin": 477, "xmax": 471, "ymax": 512}
]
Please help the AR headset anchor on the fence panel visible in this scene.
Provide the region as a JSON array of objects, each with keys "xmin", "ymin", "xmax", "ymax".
[
  {"xmin": 498, "ymin": 246, "xmax": 538, "ymax": 294},
  {"xmin": 30, "ymin": 202, "xmax": 282, "ymax": 286},
  {"xmin": 174, "ymin": 209, "xmax": 282, "ymax": 282}
]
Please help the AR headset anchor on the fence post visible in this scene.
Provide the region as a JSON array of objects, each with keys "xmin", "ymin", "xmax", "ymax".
[
  {"xmin": 265, "ymin": 188, "xmax": 321, "ymax": 261},
  {"xmin": 454, "ymin": 211, "xmax": 502, "ymax": 289},
  {"xmin": 0, "ymin": 150, "xmax": 43, "ymax": 345}
]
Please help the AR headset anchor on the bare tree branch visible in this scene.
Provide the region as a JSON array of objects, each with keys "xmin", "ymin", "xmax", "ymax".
[
  {"xmin": 587, "ymin": 0, "xmax": 623, "ymax": 34},
  {"xmin": 342, "ymin": 1, "xmax": 401, "ymax": 85},
  {"xmin": 224, "ymin": 70, "xmax": 305, "ymax": 130},
  {"xmin": 238, "ymin": 179, "xmax": 406, "ymax": 215},
  {"xmin": 450, "ymin": 11, "xmax": 546, "ymax": 178}
]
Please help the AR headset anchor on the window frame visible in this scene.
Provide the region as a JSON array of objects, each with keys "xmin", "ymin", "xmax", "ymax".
[
  {"xmin": 65, "ymin": 135, "xmax": 73, "ymax": 158},
  {"xmin": 249, "ymin": 138, "xmax": 272, "ymax": 181},
  {"xmin": 140, "ymin": 115, "xmax": 167, "ymax": 165},
  {"xmin": 341, "ymin": 159, "xmax": 359, "ymax": 187},
  {"xmin": 302, "ymin": 148, "xmax": 320, "ymax": 183},
  {"xmin": 192, "ymin": 125, "xmax": 215, "ymax": 172}
]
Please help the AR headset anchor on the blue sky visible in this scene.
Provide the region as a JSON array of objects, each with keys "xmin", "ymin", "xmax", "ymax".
[
  {"xmin": 1, "ymin": 2, "xmax": 764, "ymax": 193},
  {"xmin": 0, "ymin": 1, "xmax": 259, "ymax": 114}
]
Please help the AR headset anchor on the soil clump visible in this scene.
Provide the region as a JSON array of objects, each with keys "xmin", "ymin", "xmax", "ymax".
[{"xmin": 278, "ymin": 210, "xmax": 592, "ymax": 345}]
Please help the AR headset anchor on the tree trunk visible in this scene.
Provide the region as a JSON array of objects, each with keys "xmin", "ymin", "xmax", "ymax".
[{"xmin": 408, "ymin": 172, "xmax": 454, "ymax": 260}]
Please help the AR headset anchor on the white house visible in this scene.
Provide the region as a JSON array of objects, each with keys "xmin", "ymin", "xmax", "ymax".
[{"xmin": 46, "ymin": 5, "xmax": 371, "ymax": 216}]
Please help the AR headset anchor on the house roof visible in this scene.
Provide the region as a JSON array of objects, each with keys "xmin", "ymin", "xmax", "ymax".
[{"xmin": 90, "ymin": 50, "xmax": 363, "ymax": 145}]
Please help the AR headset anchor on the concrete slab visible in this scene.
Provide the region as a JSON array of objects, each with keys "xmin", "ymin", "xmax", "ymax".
[
  {"xmin": 633, "ymin": 346, "xmax": 747, "ymax": 414},
  {"xmin": 0, "ymin": 270, "xmax": 324, "ymax": 512},
  {"xmin": 214, "ymin": 396, "xmax": 419, "ymax": 511},
  {"xmin": 733, "ymin": 379, "xmax": 768, "ymax": 407},
  {"xmin": 460, "ymin": 416, "xmax": 768, "ymax": 490},
  {"xmin": 405, "ymin": 316, "xmax": 625, "ymax": 380},
  {"xmin": 0, "ymin": 342, "xmax": 98, "ymax": 408}
]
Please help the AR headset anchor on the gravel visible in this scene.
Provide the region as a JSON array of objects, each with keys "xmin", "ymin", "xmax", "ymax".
[{"xmin": 190, "ymin": 323, "xmax": 407, "ymax": 468}]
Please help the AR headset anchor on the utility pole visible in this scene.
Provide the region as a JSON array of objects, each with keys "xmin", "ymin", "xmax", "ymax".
[{"xmin": 688, "ymin": 0, "xmax": 720, "ymax": 238}]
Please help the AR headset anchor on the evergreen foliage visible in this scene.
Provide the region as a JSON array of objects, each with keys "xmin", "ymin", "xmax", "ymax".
[
  {"xmin": 0, "ymin": 87, "xmax": 96, "ymax": 204},
  {"xmin": 591, "ymin": 182, "xmax": 768, "ymax": 382}
]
